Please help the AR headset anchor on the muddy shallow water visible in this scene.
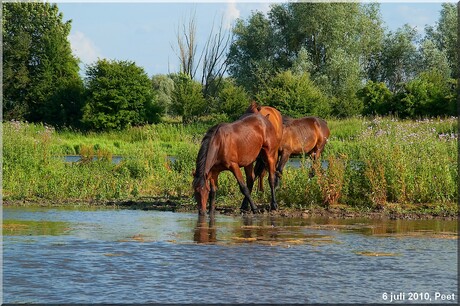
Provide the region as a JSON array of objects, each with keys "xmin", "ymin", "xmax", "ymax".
[{"xmin": 3, "ymin": 207, "xmax": 458, "ymax": 303}]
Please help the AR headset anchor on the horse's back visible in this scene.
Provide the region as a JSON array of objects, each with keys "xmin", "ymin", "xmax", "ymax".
[
  {"xmin": 245, "ymin": 102, "xmax": 283, "ymax": 146},
  {"xmin": 215, "ymin": 114, "xmax": 276, "ymax": 166},
  {"xmin": 258, "ymin": 106, "xmax": 283, "ymax": 144}
]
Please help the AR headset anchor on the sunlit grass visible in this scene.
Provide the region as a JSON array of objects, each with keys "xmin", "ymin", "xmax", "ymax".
[{"xmin": 3, "ymin": 117, "xmax": 457, "ymax": 215}]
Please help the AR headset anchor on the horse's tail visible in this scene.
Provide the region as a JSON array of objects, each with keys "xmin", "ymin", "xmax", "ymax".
[
  {"xmin": 254, "ymin": 155, "xmax": 266, "ymax": 192},
  {"xmin": 254, "ymin": 156, "xmax": 265, "ymax": 179}
]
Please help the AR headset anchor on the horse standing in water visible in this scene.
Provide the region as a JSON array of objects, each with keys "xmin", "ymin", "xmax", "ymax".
[
  {"xmin": 242, "ymin": 102, "xmax": 283, "ymax": 211},
  {"xmin": 255, "ymin": 116, "xmax": 330, "ymax": 190},
  {"xmin": 192, "ymin": 113, "xmax": 279, "ymax": 216}
]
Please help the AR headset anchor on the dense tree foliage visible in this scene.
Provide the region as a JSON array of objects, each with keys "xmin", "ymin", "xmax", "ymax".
[
  {"xmin": 152, "ymin": 74, "xmax": 175, "ymax": 115},
  {"xmin": 425, "ymin": 3, "xmax": 458, "ymax": 79},
  {"xmin": 3, "ymin": 2, "xmax": 457, "ymax": 131},
  {"xmin": 215, "ymin": 78, "xmax": 250, "ymax": 121},
  {"xmin": 169, "ymin": 73, "xmax": 207, "ymax": 123},
  {"xmin": 82, "ymin": 59, "xmax": 162, "ymax": 130},
  {"xmin": 3, "ymin": 2, "xmax": 83, "ymax": 126},
  {"xmin": 257, "ymin": 71, "xmax": 330, "ymax": 118},
  {"xmin": 228, "ymin": 2, "xmax": 384, "ymax": 117}
]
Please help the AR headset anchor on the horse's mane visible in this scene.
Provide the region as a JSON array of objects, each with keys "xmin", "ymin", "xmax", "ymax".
[
  {"xmin": 245, "ymin": 101, "xmax": 261, "ymax": 114},
  {"xmin": 282, "ymin": 115, "xmax": 294, "ymax": 125},
  {"xmin": 193, "ymin": 123, "xmax": 222, "ymax": 189}
]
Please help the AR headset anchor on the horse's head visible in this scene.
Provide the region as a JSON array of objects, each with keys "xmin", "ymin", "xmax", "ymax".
[
  {"xmin": 245, "ymin": 101, "xmax": 260, "ymax": 114},
  {"xmin": 193, "ymin": 174, "xmax": 210, "ymax": 216}
]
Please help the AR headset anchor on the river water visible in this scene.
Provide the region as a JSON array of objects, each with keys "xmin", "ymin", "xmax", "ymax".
[{"xmin": 3, "ymin": 208, "xmax": 458, "ymax": 304}]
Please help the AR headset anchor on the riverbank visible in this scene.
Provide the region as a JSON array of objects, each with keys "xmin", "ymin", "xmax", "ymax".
[
  {"xmin": 3, "ymin": 117, "xmax": 457, "ymax": 218},
  {"xmin": 3, "ymin": 197, "xmax": 457, "ymax": 220}
]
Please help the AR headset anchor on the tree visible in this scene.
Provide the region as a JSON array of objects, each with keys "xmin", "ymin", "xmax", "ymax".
[
  {"xmin": 357, "ymin": 81, "xmax": 392, "ymax": 116},
  {"xmin": 378, "ymin": 25, "xmax": 420, "ymax": 92},
  {"xmin": 227, "ymin": 12, "xmax": 279, "ymax": 94},
  {"xmin": 82, "ymin": 59, "xmax": 161, "ymax": 131},
  {"xmin": 201, "ymin": 17, "xmax": 232, "ymax": 99},
  {"xmin": 3, "ymin": 2, "xmax": 83, "ymax": 125},
  {"xmin": 425, "ymin": 3, "xmax": 458, "ymax": 78},
  {"xmin": 169, "ymin": 73, "xmax": 206, "ymax": 123},
  {"xmin": 173, "ymin": 12, "xmax": 231, "ymax": 101},
  {"xmin": 257, "ymin": 70, "xmax": 330, "ymax": 118},
  {"xmin": 174, "ymin": 12, "xmax": 200, "ymax": 79},
  {"xmin": 152, "ymin": 74, "xmax": 175, "ymax": 115},
  {"xmin": 216, "ymin": 78, "xmax": 250, "ymax": 120},
  {"xmin": 227, "ymin": 2, "xmax": 384, "ymax": 112},
  {"xmin": 393, "ymin": 71, "xmax": 456, "ymax": 118},
  {"xmin": 418, "ymin": 39, "xmax": 451, "ymax": 79}
]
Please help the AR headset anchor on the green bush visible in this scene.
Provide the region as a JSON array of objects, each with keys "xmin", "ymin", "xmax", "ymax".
[
  {"xmin": 170, "ymin": 73, "xmax": 207, "ymax": 123},
  {"xmin": 257, "ymin": 70, "xmax": 331, "ymax": 118},
  {"xmin": 82, "ymin": 59, "xmax": 163, "ymax": 131},
  {"xmin": 357, "ymin": 81, "xmax": 393, "ymax": 116}
]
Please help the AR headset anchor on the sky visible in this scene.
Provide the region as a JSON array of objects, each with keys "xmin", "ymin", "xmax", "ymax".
[{"xmin": 55, "ymin": 1, "xmax": 456, "ymax": 78}]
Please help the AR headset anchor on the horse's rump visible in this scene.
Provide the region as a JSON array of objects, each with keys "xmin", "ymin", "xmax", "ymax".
[{"xmin": 245, "ymin": 102, "xmax": 283, "ymax": 145}]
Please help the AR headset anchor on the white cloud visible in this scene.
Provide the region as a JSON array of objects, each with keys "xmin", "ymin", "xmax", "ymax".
[
  {"xmin": 224, "ymin": 1, "xmax": 240, "ymax": 29},
  {"xmin": 68, "ymin": 31, "xmax": 102, "ymax": 65}
]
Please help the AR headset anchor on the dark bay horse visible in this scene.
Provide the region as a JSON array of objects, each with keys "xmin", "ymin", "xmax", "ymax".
[
  {"xmin": 256, "ymin": 116, "xmax": 330, "ymax": 190},
  {"xmin": 193, "ymin": 113, "xmax": 279, "ymax": 216}
]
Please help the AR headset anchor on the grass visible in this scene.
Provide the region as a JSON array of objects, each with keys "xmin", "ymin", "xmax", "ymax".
[{"xmin": 3, "ymin": 116, "xmax": 458, "ymax": 216}]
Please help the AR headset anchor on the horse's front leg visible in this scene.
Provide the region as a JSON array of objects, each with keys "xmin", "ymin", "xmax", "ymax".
[
  {"xmin": 275, "ymin": 151, "xmax": 291, "ymax": 188},
  {"xmin": 240, "ymin": 164, "xmax": 255, "ymax": 212},
  {"xmin": 208, "ymin": 172, "xmax": 218, "ymax": 215}
]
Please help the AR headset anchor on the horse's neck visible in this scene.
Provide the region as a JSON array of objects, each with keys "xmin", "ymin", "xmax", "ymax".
[{"xmin": 204, "ymin": 136, "xmax": 219, "ymax": 176}]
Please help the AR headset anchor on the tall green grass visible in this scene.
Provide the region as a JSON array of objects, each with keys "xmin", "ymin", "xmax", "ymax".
[
  {"xmin": 277, "ymin": 116, "xmax": 458, "ymax": 212},
  {"xmin": 3, "ymin": 117, "xmax": 457, "ymax": 214}
]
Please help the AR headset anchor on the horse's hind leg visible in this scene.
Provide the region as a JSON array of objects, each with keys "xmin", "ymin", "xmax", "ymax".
[
  {"xmin": 309, "ymin": 137, "xmax": 327, "ymax": 177},
  {"xmin": 275, "ymin": 151, "xmax": 291, "ymax": 188},
  {"xmin": 230, "ymin": 164, "xmax": 258, "ymax": 213},
  {"xmin": 261, "ymin": 149, "xmax": 278, "ymax": 211},
  {"xmin": 240, "ymin": 164, "xmax": 255, "ymax": 212}
]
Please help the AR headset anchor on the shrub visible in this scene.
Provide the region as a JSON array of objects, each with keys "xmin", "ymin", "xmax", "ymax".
[
  {"xmin": 357, "ymin": 81, "xmax": 393, "ymax": 116},
  {"xmin": 257, "ymin": 70, "xmax": 331, "ymax": 118},
  {"xmin": 82, "ymin": 59, "xmax": 162, "ymax": 131}
]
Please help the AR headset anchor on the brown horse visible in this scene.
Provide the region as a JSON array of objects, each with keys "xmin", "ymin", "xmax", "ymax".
[
  {"xmin": 192, "ymin": 113, "xmax": 279, "ymax": 216},
  {"xmin": 245, "ymin": 102, "xmax": 284, "ymax": 146},
  {"xmin": 256, "ymin": 116, "xmax": 330, "ymax": 189},
  {"xmin": 242, "ymin": 102, "xmax": 283, "ymax": 210}
]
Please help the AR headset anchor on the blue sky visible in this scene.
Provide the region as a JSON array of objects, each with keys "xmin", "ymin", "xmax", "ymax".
[{"xmin": 57, "ymin": 1, "xmax": 454, "ymax": 77}]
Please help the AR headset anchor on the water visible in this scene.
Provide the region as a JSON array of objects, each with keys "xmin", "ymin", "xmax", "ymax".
[
  {"xmin": 3, "ymin": 208, "xmax": 458, "ymax": 304},
  {"xmin": 62, "ymin": 155, "xmax": 324, "ymax": 169},
  {"xmin": 63, "ymin": 155, "xmax": 123, "ymax": 164}
]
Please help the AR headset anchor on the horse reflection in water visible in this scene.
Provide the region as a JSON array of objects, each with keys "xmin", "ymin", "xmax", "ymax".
[
  {"xmin": 193, "ymin": 215, "xmax": 216, "ymax": 244},
  {"xmin": 192, "ymin": 113, "xmax": 279, "ymax": 216}
]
